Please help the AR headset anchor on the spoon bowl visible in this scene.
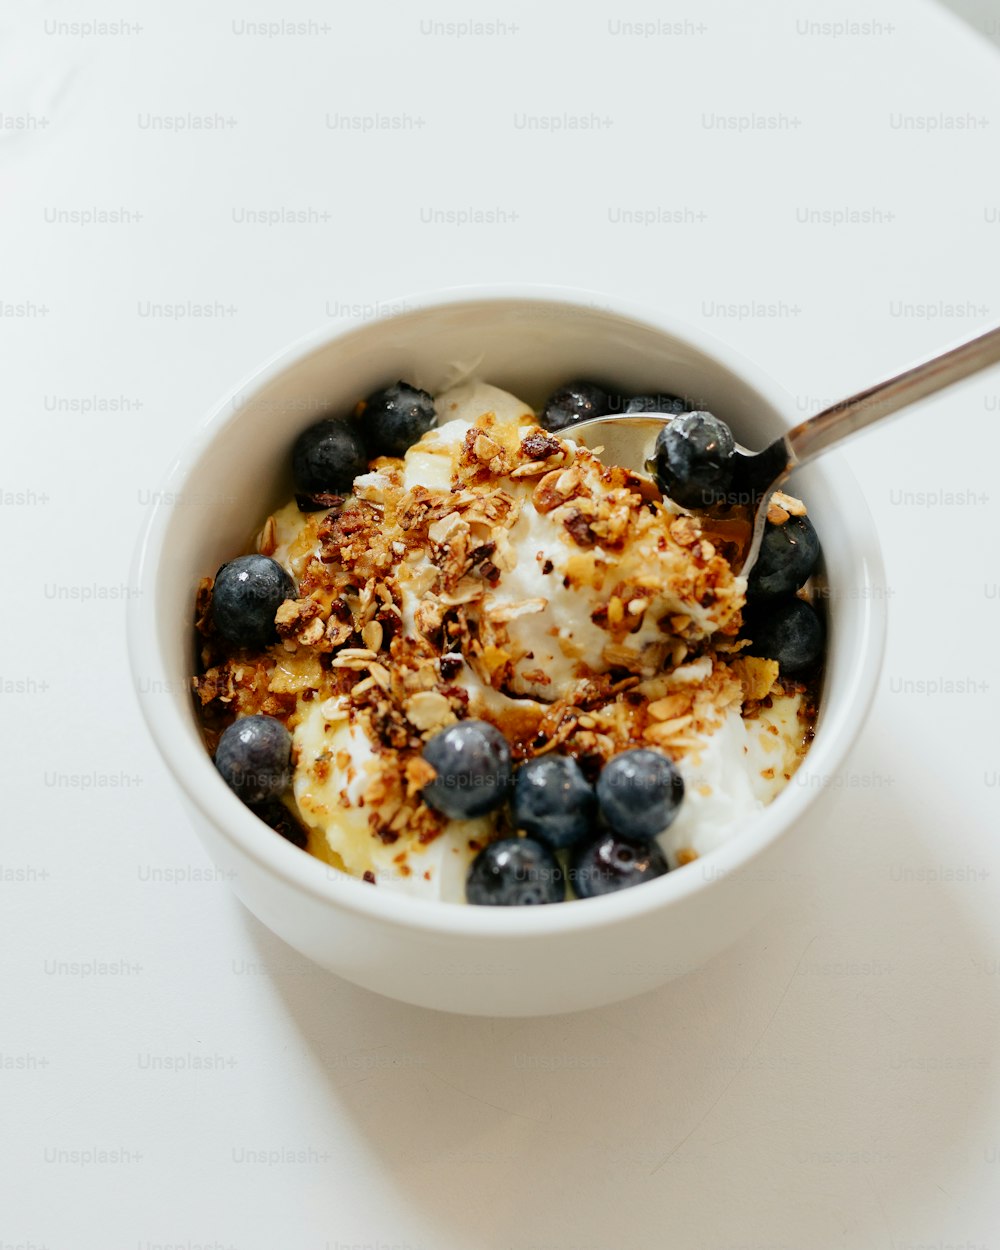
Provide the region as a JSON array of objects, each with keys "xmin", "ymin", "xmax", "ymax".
[{"xmin": 571, "ymin": 320, "xmax": 1000, "ymax": 575}]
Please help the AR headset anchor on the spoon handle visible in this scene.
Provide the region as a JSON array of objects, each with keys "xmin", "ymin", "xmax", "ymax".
[{"xmin": 787, "ymin": 322, "xmax": 1000, "ymax": 467}]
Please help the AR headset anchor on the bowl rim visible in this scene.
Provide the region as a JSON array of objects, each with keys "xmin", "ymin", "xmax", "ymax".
[{"xmin": 127, "ymin": 282, "xmax": 887, "ymax": 938}]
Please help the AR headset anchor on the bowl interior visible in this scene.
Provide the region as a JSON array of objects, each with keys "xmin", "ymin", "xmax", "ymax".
[{"xmin": 133, "ymin": 293, "xmax": 883, "ymax": 924}]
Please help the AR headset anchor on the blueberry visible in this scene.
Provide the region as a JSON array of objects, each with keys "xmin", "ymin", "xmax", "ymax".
[
  {"xmin": 653, "ymin": 411, "xmax": 735, "ymax": 508},
  {"xmin": 211, "ymin": 554, "xmax": 296, "ymax": 650},
  {"xmin": 569, "ymin": 832, "xmax": 669, "ymax": 898},
  {"xmin": 421, "ymin": 719, "xmax": 512, "ymax": 818},
  {"xmin": 359, "ymin": 381, "xmax": 436, "ymax": 457},
  {"xmin": 596, "ymin": 748, "xmax": 684, "ymax": 840},
  {"xmin": 255, "ymin": 799, "xmax": 308, "ymax": 849},
  {"xmin": 624, "ymin": 393, "xmax": 688, "ymax": 416},
  {"xmin": 292, "ymin": 417, "xmax": 368, "ymax": 510},
  {"xmin": 744, "ymin": 596, "xmax": 824, "ymax": 676},
  {"xmin": 466, "ymin": 836, "xmax": 564, "ymax": 906},
  {"xmin": 511, "ymin": 755, "xmax": 595, "ymax": 850},
  {"xmin": 747, "ymin": 514, "xmax": 821, "ymax": 599},
  {"xmin": 540, "ymin": 380, "xmax": 610, "ymax": 432},
  {"xmin": 214, "ymin": 715, "xmax": 292, "ymax": 807}
]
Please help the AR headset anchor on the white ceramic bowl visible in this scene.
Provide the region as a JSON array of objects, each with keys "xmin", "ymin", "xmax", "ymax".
[{"xmin": 128, "ymin": 286, "xmax": 886, "ymax": 1016}]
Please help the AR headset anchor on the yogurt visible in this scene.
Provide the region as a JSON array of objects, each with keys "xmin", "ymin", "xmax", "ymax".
[{"xmin": 257, "ymin": 382, "xmax": 814, "ymax": 900}]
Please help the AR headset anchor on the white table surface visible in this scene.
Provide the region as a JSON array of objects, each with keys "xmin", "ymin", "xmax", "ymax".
[{"xmin": 4, "ymin": 0, "xmax": 1000, "ymax": 1245}]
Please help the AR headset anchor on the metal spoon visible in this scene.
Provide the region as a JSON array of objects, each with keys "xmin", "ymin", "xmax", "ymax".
[{"xmin": 570, "ymin": 322, "xmax": 1000, "ymax": 575}]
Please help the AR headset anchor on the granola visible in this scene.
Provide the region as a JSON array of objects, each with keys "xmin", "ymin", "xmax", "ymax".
[{"xmin": 193, "ymin": 380, "xmax": 820, "ymax": 898}]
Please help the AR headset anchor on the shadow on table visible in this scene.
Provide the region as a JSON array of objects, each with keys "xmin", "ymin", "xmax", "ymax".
[
  {"xmin": 935, "ymin": 0, "xmax": 1000, "ymax": 51},
  {"xmin": 237, "ymin": 773, "xmax": 1000, "ymax": 1249}
]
